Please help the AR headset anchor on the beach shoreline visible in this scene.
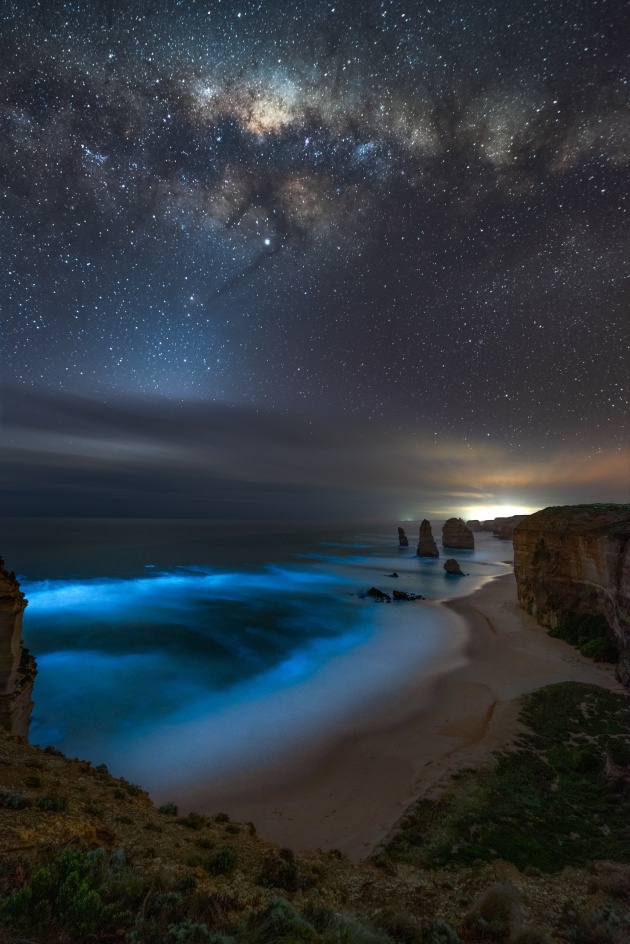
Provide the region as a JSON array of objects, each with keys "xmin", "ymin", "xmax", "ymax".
[{"xmin": 184, "ymin": 567, "xmax": 623, "ymax": 862}]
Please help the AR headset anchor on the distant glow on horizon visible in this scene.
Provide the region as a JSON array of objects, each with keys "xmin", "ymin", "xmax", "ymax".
[
  {"xmin": 399, "ymin": 504, "xmax": 538, "ymax": 523},
  {"xmin": 461, "ymin": 505, "xmax": 538, "ymax": 522}
]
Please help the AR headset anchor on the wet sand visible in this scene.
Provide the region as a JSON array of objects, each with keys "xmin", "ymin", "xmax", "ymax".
[{"xmin": 187, "ymin": 571, "xmax": 623, "ymax": 861}]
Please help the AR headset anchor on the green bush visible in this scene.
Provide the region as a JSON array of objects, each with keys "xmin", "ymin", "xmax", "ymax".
[
  {"xmin": 0, "ymin": 789, "xmax": 29, "ymax": 809},
  {"xmin": 178, "ymin": 812, "xmax": 208, "ymax": 830},
  {"xmin": 0, "ymin": 848, "xmax": 123, "ymax": 938},
  {"xmin": 159, "ymin": 801, "xmax": 179, "ymax": 815},
  {"xmin": 208, "ymin": 846, "xmax": 236, "ymax": 876},
  {"xmin": 36, "ymin": 795, "xmax": 67, "ymax": 811},
  {"xmin": 466, "ymin": 883, "xmax": 521, "ymax": 942},
  {"xmin": 244, "ymin": 897, "xmax": 317, "ymax": 943},
  {"xmin": 550, "ymin": 613, "xmax": 619, "ymax": 663},
  {"xmin": 421, "ymin": 919, "xmax": 461, "ymax": 944}
]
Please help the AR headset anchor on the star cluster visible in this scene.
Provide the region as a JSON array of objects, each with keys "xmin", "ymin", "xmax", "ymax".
[{"xmin": 1, "ymin": 0, "xmax": 628, "ymax": 469}]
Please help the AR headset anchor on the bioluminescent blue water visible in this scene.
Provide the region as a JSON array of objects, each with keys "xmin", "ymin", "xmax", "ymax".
[{"xmin": 2, "ymin": 518, "xmax": 513, "ymax": 796}]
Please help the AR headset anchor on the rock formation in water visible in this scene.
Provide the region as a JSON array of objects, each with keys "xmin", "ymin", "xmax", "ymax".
[
  {"xmin": 397, "ymin": 527, "xmax": 409, "ymax": 547},
  {"xmin": 466, "ymin": 520, "xmax": 483, "ymax": 532},
  {"xmin": 0, "ymin": 558, "xmax": 36, "ymax": 737},
  {"xmin": 513, "ymin": 505, "xmax": 630, "ymax": 689},
  {"xmin": 366, "ymin": 586, "xmax": 391, "ymax": 601},
  {"xmin": 444, "ymin": 559, "xmax": 464, "ymax": 575},
  {"xmin": 442, "ymin": 518, "xmax": 474, "ymax": 550},
  {"xmin": 416, "ymin": 519, "xmax": 439, "ymax": 557}
]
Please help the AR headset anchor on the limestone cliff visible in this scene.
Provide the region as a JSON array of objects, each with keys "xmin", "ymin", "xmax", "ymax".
[
  {"xmin": 397, "ymin": 527, "xmax": 409, "ymax": 547},
  {"xmin": 487, "ymin": 515, "xmax": 528, "ymax": 539},
  {"xmin": 442, "ymin": 518, "xmax": 474, "ymax": 550},
  {"xmin": 513, "ymin": 505, "xmax": 630, "ymax": 688},
  {"xmin": 0, "ymin": 558, "xmax": 36, "ymax": 737},
  {"xmin": 416, "ymin": 519, "xmax": 439, "ymax": 557}
]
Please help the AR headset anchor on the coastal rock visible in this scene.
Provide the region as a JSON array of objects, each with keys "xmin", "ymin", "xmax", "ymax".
[
  {"xmin": 366, "ymin": 587, "xmax": 391, "ymax": 601},
  {"xmin": 513, "ymin": 505, "xmax": 630, "ymax": 689},
  {"xmin": 444, "ymin": 559, "xmax": 464, "ymax": 575},
  {"xmin": 466, "ymin": 520, "xmax": 483, "ymax": 532},
  {"xmin": 442, "ymin": 518, "xmax": 474, "ymax": 550},
  {"xmin": 416, "ymin": 519, "xmax": 439, "ymax": 557},
  {"xmin": 392, "ymin": 590, "xmax": 424, "ymax": 600},
  {"xmin": 480, "ymin": 515, "xmax": 528, "ymax": 536},
  {"xmin": 0, "ymin": 558, "xmax": 36, "ymax": 738},
  {"xmin": 397, "ymin": 527, "xmax": 409, "ymax": 547}
]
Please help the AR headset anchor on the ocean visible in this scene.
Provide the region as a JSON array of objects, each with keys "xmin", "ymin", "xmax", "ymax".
[{"xmin": 1, "ymin": 517, "xmax": 513, "ymax": 805}]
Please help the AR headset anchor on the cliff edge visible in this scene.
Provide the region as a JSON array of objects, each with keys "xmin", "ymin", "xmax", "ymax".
[
  {"xmin": 0, "ymin": 558, "xmax": 36, "ymax": 737},
  {"xmin": 513, "ymin": 504, "xmax": 630, "ymax": 689}
]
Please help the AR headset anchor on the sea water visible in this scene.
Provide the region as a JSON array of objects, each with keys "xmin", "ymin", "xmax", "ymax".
[{"xmin": 1, "ymin": 518, "xmax": 513, "ymax": 801}]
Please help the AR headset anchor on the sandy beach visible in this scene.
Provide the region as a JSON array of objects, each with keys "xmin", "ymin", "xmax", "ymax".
[{"xmin": 189, "ymin": 568, "xmax": 624, "ymax": 862}]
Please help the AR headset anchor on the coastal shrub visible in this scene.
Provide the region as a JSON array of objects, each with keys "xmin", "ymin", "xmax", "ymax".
[
  {"xmin": 303, "ymin": 904, "xmax": 395, "ymax": 944},
  {"xmin": 207, "ymin": 846, "xmax": 236, "ymax": 876},
  {"xmin": 509, "ymin": 929, "xmax": 550, "ymax": 944},
  {"xmin": 257, "ymin": 850, "xmax": 300, "ymax": 891},
  {"xmin": 0, "ymin": 848, "xmax": 125, "ymax": 938},
  {"xmin": 178, "ymin": 811, "xmax": 208, "ymax": 830},
  {"xmin": 244, "ymin": 896, "xmax": 318, "ymax": 943},
  {"xmin": 159, "ymin": 801, "xmax": 179, "ymax": 815},
  {"xmin": 36, "ymin": 794, "xmax": 67, "ymax": 811},
  {"xmin": 168, "ymin": 919, "xmax": 212, "ymax": 941},
  {"xmin": 549, "ymin": 613, "xmax": 619, "ymax": 663},
  {"xmin": 465, "ymin": 883, "xmax": 521, "ymax": 941},
  {"xmin": 373, "ymin": 909, "xmax": 424, "ymax": 942},
  {"xmin": 0, "ymin": 789, "xmax": 29, "ymax": 809},
  {"xmin": 421, "ymin": 919, "xmax": 461, "ymax": 944}
]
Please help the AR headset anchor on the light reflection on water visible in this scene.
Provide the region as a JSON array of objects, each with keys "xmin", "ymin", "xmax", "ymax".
[{"xmin": 9, "ymin": 520, "xmax": 513, "ymax": 791}]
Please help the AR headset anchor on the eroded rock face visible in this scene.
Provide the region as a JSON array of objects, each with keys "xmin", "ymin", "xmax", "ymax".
[
  {"xmin": 0, "ymin": 558, "xmax": 36, "ymax": 738},
  {"xmin": 444, "ymin": 559, "xmax": 464, "ymax": 575},
  {"xmin": 397, "ymin": 527, "xmax": 409, "ymax": 547},
  {"xmin": 466, "ymin": 520, "xmax": 482, "ymax": 532},
  {"xmin": 416, "ymin": 519, "xmax": 439, "ymax": 557},
  {"xmin": 513, "ymin": 505, "xmax": 630, "ymax": 689},
  {"xmin": 442, "ymin": 518, "xmax": 474, "ymax": 550}
]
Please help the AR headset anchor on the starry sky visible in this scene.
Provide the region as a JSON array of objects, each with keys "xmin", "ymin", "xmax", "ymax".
[{"xmin": 1, "ymin": 0, "xmax": 628, "ymax": 521}]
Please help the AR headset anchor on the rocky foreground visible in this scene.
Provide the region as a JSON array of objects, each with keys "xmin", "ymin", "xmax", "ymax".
[{"xmin": 1, "ymin": 710, "xmax": 629, "ymax": 944}]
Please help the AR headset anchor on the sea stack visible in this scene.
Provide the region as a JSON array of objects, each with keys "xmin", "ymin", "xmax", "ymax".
[
  {"xmin": 444, "ymin": 559, "xmax": 464, "ymax": 575},
  {"xmin": 513, "ymin": 504, "xmax": 630, "ymax": 689},
  {"xmin": 417, "ymin": 519, "xmax": 439, "ymax": 557},
  {"xmin": 397, "ymin": 527, "xmax": 409, "ymax": 547},
  {"xmin": 0, "ymin": 558, "xmax": 36, "ymax": 738},
  {"xmin": 442, "ymin": 518, "xmax": 475, "ymax": 549},
  {"xmin": 466, "ymin": 520, "xmax": 483, "ymax": 532}
]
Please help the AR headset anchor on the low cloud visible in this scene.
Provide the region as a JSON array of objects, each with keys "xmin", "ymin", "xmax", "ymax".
[{"xmin": 1, "ymin": 384, "xmax": 628, "ymax": 520}]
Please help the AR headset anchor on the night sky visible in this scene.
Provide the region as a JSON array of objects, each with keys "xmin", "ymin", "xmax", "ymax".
[{"xmin": 1, "ymin": 0, "xmax": 628, "ymax": 520}]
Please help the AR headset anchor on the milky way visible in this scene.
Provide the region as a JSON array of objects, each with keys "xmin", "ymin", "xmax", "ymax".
[{"xmin": 1, "ymin": 0, "xmax": 628, "ymax": 517}]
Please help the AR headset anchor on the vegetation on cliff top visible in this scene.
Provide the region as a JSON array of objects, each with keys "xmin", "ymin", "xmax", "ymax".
[
  {"xmin": 384, "ymin": 683, "xmax": 630, "ymax": 874},
  {"xmin": 1, "ymin": 683, "xmax": 630, "ymax": 943}
]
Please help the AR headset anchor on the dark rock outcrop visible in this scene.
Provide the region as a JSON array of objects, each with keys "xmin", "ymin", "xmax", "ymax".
[
  {"xmin": 416, "ymin": 520, "xmax": 439, "ymax": 557},
  {"xmin": 0, "ymin": 558, "xmax": 36, "ymax": 738},
  {"xmin": 392, "ymin": 590, "xmax": 424, "ymax": 601},
  {"xmin": 513, "ymin": 505, "xmax": 630, "ymax": 689},
  {"xmin": 444, "ymin": 559, "xmax": 464, "ymax": 575},
  {"xmin": 366, "ymin": 587, "xmax": 391, "ymax": 601},
  {"xmin": 397, "ymin": 527, "xmax": 409, "ymax": 547},
  {"xmin": 466, "ymin": 520, "xmax": 483, "ymax": 532},
  {"xmin": 442, "ymin": 518, "xmax": 474, "ymax": 550}
]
